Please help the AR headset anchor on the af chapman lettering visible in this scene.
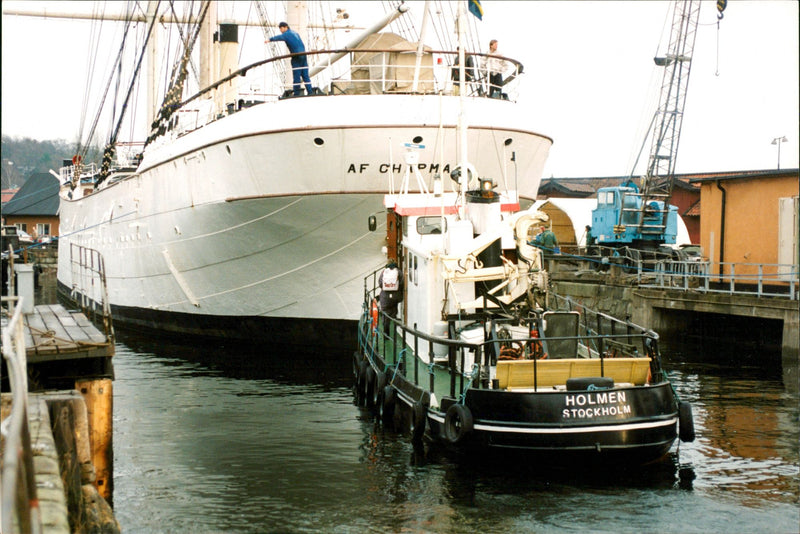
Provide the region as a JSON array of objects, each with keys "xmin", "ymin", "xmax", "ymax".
[
  {"xmin": 346, "ymin": 163, "xmax": 453, "ymax": 174},
  {"xmin": 562, "ymin": 391, "xmax": 631, "ymax": 419}
]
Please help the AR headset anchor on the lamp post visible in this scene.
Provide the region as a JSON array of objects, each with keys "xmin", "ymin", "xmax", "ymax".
[{"xmin": 771, "ymin": 136, "xmax": 787, "ymax": 170}]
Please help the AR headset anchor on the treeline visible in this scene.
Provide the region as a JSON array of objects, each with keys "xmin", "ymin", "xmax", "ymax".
[{"xmin": 1, "ymin": 135, "xmax": 102, "ymax": 189}]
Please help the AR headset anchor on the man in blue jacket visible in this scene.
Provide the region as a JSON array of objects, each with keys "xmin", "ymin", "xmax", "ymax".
[{"xmin": 269, "ymin": 22, "xmax": 314, "ymax": 96}]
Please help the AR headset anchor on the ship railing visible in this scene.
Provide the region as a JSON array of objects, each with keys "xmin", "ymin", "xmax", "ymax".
[
  {"xmin": 58, "ymin": 162, "xmax": 98, "ymax": 188},
  {"xmin": 166, "ymin": 48, "xmax": 525, "ymax": 140},
  {"xmin": 359, "ymin": 267, "xmax": 663, "ymax": 401},
  {"xmin": 68, "ymin": 244, "xmax": 114, "ymax": 343},
  {"xmin": 1, "ymin": 295, "xmax": 43, "ymax": 534}
]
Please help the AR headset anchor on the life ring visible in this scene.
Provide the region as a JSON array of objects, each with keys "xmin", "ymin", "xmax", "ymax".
[
  {"xmin": 370, "ymin": 299, "xmax": 379, "ymax": 327},
  {"xmin": 530, "ymin": 324, "xmax": 544, "ymax": 359},
  {"xmin": 678, "ymin": 401, "xmax": 696, "ymax": 442},
  {"xmin": 371, "ymin": 370, "xmax": 386, "ymax": 409},
  {"xmin": 444, "ymin": 403, "xmax": 474, "ymax": 444},
  {"xmin": 381, "ymin": 385, "xmax": 396, "ymax": 427},
  {"xmin": 410, "ymin": 401, "xmax": 427, "ymax": 442}
]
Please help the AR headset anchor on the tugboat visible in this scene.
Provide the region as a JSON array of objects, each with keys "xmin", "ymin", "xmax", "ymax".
[{"xmin": 353, "ymin": 145, "xmax": 695, "ymax": 463}]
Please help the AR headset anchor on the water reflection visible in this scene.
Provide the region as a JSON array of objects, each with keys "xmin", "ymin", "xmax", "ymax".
[{"xmin": 109, "ymin": 330, "xmax": 798, "ymax": 533}]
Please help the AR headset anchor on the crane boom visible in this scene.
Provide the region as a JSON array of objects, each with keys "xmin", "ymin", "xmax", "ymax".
[{"xmin": 639, "ymin": 0, "xmax": 701, "ymax": 204}]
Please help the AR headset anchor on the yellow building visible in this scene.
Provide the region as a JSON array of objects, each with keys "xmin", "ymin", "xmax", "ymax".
[{"xmin": 690, "ymin": 169, "xmax": 798, "ymax": 277}]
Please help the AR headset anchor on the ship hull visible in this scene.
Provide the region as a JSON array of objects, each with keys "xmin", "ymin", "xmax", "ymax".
[{"xmin": 57, "ymin": 94, "xmax": 551, "ymax": 346}]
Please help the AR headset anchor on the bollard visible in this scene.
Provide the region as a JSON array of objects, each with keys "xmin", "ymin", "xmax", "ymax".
[{"xmin": 14, "ymin": 262, "xmax": 35, "ymax": 313}]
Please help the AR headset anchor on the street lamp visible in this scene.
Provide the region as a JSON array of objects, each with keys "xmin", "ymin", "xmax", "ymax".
[{"xmin": 771, "ymin": 136, "xmax": 787, "ymax": 170}]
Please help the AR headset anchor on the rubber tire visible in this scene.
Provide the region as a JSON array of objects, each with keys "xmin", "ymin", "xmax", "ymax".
[
  {"xmin": 410, "ymin": 401, "xmax": 427, "ymax": 442},
  {"xmin": 444, "ymin": 403, "xmax": 474, "ymax": 444},
  {"xmin": 381, "ymin": 385, "xmax": 396, "ymax": 427},
  {"xmin": 566, "ymin": 376, "xmax": 614, "ymax": 391},
  {"xmin": 356, "ymin": 360, "xmax": 368, "ymax": 404},
  {"xmin": 678, "ymin": 401, "xmax": 695, "ymax": 442},
  {"xmin": 364, "ymin": 366, "xmax": 377, "ymax": 408},
  {"xmin": 371, "ymin": 371, "xmax": 386, "ymax": 409}
]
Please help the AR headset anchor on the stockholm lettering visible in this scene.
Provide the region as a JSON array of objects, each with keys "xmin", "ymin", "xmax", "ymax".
[{"xmin": 562, "ymin": 391, "xmax": 631, "ymax": 419}]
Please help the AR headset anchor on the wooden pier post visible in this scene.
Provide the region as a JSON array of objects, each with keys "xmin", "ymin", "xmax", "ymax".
[{"xmin": 76, "ymin": 378, "xmax": 113, "ymax": 501}]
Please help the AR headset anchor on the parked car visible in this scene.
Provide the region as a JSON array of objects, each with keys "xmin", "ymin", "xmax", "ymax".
[
  {"xmin": 679, "ymin": 244, "xmax": 705, "ymax": 262},
  {"xmin": 17, "ymin": 229, "xmax": 34, "ymax": 243}
]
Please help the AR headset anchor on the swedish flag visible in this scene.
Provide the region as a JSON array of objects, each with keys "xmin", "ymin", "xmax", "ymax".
[{"xmin": 468, "ymin": 0, "xmax": 483, "ymax": 20}]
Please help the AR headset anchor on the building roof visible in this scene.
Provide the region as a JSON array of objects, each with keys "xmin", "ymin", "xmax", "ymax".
[
  {"xmin": 540, "ymin": 174, "xmax": 699, "ymax": 198},
  {"xmin": 2, "ymin": 172, "xmax": 59, "ymax": 216},
  {"xmin": 687, "ymin": 168, "xmax": 799, "ymax": 184},
  {"xmin": 1, "ymin": 188, "xmax": 19, "ymax": 204}
]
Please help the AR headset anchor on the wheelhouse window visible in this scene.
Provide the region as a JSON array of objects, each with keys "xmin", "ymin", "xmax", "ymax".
[{"xmin": 416, "ymin": 216, "xmax": 446, "ymax": 235}]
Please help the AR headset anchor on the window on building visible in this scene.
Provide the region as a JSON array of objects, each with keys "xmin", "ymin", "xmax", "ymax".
[{"xmin": 36, "ymin": 223, "xmax": 51, "ymax": 236}]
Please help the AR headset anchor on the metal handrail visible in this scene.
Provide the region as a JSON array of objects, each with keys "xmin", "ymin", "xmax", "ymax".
[
  {"xmin": 1, "ymin": 296, "xmax": 43, "ymax": 534},
  {"xmin": 359, "ymin": 265, "xmax": 663, "ymax": 398},
  {"xmin": 69, "ymin": 244, "xmax": 115, "ymax": 343},
  {"xmin": 637, "ymin": 260, "xmax": 799, "ymax": 299},
  {"xmin": 152, "ymin": 48, "xmax": 526, "ymax": 144}
]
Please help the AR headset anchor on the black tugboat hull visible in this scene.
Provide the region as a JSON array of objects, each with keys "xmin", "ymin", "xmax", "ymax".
[{"xmin": 358, "ymin": 351, "xmax": 680, "ymax": 464}]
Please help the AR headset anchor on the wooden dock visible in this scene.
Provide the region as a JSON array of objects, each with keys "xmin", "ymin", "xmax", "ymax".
[{"xmin": 22, "ymin": 303, "xmax": 114, "ymax": 363}]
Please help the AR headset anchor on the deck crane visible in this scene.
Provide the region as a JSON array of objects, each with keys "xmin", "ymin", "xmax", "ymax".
[{"xmin": 591, "ymin": 0, "xmax": 724, "ymax": 260}]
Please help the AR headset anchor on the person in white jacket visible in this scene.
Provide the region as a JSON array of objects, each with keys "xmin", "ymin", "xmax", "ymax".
[{"xmin": 485, "ymin": 39, "xmax": 505, "ymax": 98}]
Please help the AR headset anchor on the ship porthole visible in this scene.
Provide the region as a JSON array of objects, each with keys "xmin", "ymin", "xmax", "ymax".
[
  {"xmin": 226, "ymin": 145, "xmax": 231, "ymax": 154},
  {"xmin": 412, "ymin": 135, "xmax": 423, "ymax": 144},
  {"xmin": 504, "ymin": 138, "xmax": 513, "ymax": 146},
  {"xmin": 313, "ymin": 137, "xmax": 324, "ymax": 146}
]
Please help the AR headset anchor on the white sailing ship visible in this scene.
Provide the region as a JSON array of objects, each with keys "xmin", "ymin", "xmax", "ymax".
[{"xmin": 45, "ymin": 1, "xmax": 552, "ymax": 348}]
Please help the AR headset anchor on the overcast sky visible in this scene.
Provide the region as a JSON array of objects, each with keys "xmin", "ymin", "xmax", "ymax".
[{"xmin": 2, "ymin": 0, "xmax": 798, "ymax": 178}]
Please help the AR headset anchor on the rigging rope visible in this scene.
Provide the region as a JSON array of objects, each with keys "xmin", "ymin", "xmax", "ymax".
[
  {"xmin": 145, "ymin": 1, "xmax": 211, "ymax": 148},
  {"xmin": 97, "ymin": 2, "xmax": 160, "ymax": 184}
]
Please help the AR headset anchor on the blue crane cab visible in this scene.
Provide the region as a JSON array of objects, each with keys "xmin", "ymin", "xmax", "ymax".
[{"xmin": 591, "ymin": 185, "xmax": 678, "ymax": 248}]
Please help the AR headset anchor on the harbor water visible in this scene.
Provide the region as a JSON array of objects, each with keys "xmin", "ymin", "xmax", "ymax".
[{"xmin": 35, "ymin": 273, "xmax": 800, "ymax": 532}]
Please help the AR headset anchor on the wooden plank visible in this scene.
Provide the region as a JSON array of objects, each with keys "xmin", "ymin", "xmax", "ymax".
[
  {"xmin": 25, "ymin": 308, "xmax": 55, "ymax": 355},
  {"xmin": 497, "ymin": 357, "xmax": 652, "ymax": 389},
  {"xmin": 39, "ymin": 305, "xmax": 75, "ymax": 344}
]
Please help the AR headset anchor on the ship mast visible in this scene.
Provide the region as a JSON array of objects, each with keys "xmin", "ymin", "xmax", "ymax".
[{"xmin": 457, "ymin": 2, "xmax": 468, "ymax": 217}]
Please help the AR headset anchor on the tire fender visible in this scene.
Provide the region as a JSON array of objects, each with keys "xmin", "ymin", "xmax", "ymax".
[
  {"xmin": 381, "ymin": 385, "xmax": 396, "ymax": 426},
  {"xmin": 444, "ymin": 403, "xmax": 474, "ymax": 444},
  {"xmin": 679, "ymin": 401, "xmax": 695, "ymax": 442},
  {"xmin": 372, "ymin": 371, "xmax": 386, "ymax": 409},
  {"xmin": 364, "ymin": 366, "xmax": 377, "ymax": 407},
  {"xmin": 410, "ymin": 401, "xmax": 427, "ymax": 442}
]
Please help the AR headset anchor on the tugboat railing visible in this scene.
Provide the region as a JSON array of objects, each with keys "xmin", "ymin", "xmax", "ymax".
[{"xmin": 360, "ymin": 266, "xmax": 664, "ymax": 399}]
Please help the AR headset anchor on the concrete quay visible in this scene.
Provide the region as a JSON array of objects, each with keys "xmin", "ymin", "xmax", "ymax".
[{"xmin": 550, "ymin": 270, "xmax": 799, "ymax": 391}]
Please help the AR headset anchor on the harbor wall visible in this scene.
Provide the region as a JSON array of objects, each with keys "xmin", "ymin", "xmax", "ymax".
[{"xmin": 552, "ymin": 277, "xmax": 799, "ymax": 391}]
